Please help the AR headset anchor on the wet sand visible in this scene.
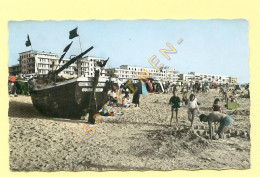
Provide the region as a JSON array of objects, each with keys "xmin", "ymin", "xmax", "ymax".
[{"xmin": 8, "ymin": 89, "xmax": 250, "ymax": 171}]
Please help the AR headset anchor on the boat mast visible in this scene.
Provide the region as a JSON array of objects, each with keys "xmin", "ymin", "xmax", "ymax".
[
  {"xmin": 77, "ymin": 58, "xmax": 82, "ymax": 77},
  {"xmin": 77, "ymin": 27, "xmax": 83, "ymax": 78},
  {"xmin": 55, "ymin": 46, "xmax": 94, "ymax": 75}
]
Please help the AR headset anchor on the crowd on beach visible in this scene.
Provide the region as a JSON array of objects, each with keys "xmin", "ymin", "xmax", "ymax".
[
  {"xmin": 8, "ymin": 73, "xmax": 250, "ymax": 142},
  {"xmin": 94, "ymin": 79, "xmax": 250, "ymax": 141}
]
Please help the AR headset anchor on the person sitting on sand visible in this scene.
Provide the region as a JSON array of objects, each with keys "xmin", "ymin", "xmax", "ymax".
[
  {"xmin": 122, "ymin": 92, "xmax": 130, "ymax": 107},
  {"xmin": 212, "ymin": 98, "xmax": 221, "ymax": 112},
  {"xmin": 169, "ymin": 90, "xmax": 181, "ymax": 127},
  {"xmin": 199, "ymin": 112, "xmax": 233, "ymax": 140},
  {"xmin": 187, "ymin": 94, "xmax": 200, "ymax": 129}
]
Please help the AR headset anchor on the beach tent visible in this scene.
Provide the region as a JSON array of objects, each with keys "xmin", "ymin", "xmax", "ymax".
[
  {"xmin": 16, "ymin": 76, "xmax": 29, "ymax": 95},
  {"xmin": 135, "ymin": 81, "xmax": 148, "ymax": 95},
  {"xmin": 159, "ymin": 82, "xmax": 165, "ymax": 93},
  {"xmin": 145, "ymin": 81, "xmax": 154, "ymax": 93}
]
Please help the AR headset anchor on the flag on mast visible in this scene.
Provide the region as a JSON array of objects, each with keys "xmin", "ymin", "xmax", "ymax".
[
  {"xmin": 58, "ymin": 53, "xmax": 66, "ymax": 64},
  {"xmin": 69, "ymin": 27, "xmax": 79, "ymax": 39},
  {"xmin": 63, "ymin": 41, "xmax": 73, "ymax": 53},
  {"xmin": 25, "ymin": 35, "xmax": 31, "ymax": 47}
]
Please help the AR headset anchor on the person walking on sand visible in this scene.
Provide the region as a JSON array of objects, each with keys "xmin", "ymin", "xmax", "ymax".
[
  {"xmin": 182, "ymin": 91, "xmax": 189, "ymax": 105},
  {"xmin": 169, "ymin": 90, "xmax": 181, "ymax": 127},
  {"xmin": 187, "ymin": 94, "xmax": 200, "ymax": 129},
  {"xmin": 199, "ymin": 112, "xmax": 233, "ymax": 140}
]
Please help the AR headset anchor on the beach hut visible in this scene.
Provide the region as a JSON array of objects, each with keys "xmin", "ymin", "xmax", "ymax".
[{"xmin": 135, "ymin": 81, "xmax": 148, "ymax": 95}]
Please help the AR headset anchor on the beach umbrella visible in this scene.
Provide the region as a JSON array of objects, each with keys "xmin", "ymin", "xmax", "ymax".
[{"xmin": 8, "ymin": 76, "xmax": 16, "ymax": 83}]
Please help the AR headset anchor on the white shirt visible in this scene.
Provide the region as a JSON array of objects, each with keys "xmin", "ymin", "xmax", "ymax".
[{"xmin": 187, "ymin": 99, "xmax": 200, "ymax": 112}]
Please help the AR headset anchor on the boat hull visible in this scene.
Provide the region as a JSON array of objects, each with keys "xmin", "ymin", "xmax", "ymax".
[{"xmin": 31, "ymin": 78, "xmax": 108, "ymax": 119}]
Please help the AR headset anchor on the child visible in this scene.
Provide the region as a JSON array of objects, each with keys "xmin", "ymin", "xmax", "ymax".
[
  {"xmin": 223, "ymin": 91, "xmax": 229, "ymax": 103},
  {"xmin": 212, "ymin": 98, "xmax": 221, "ymax": 130},
  {"xmin": 212, "ymin": 98, "xmax": 221, "ymax": 112},
  {"xmin": 169, "ymin": 90, "xmax": 181, "ymax": 127},
  {"xmin": 182, "ymin": 91, "xmax": 189, "ymax": 105},
  {"xmin": 199, "ymin": 112, "xmax": 233, "ymax": 139},
  {"xmin": 122, "ymin": 92, "xmax": 130, "ymax": 107},
  {"xmin": 187, "ymin": 94, "xmax": 200, "ymax": 129}
]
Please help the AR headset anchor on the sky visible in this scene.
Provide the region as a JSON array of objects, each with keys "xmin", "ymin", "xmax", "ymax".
[{"xmin": 8, "ymin": 20, "xmax": 249, "ymax": 83}]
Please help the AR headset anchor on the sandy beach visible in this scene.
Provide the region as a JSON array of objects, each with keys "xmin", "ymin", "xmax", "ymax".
[{"xmin": 8, "ymin": 89, "xmax": 250, "ymax": 171}]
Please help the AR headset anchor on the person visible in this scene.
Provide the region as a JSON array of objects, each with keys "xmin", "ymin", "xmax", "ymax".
[
  {"xmin": 187, "ymin": 94, "xmax": 200, "ymax": 129},
  {"xmin": 199, "ymin": 112, "xmax": 233, "ymax": 139},
  {"xmin": 182, "ymin": 91, "xmax": 189, "ymax": 105},
  {"xmin": 101, "ymin": 100, "xmax": 117, "ymax": 116},
  {"xmin": 122, "ymin": 92, "xmax": 130, "ymax": 107},
  {"xmin": 212, "ymin": 98, "xmax": 221, "ymax": 112},
  {"xmin": 202, "ymin": 84, "xmax": 206, "ymax": 93},
  {"xmin": 223, "ymin": 91, "xmax": 229, "ymax": 103},
  {"xmin": 132, "ymin": 85, "xmax": 140, "ymax": 107},
  {"xmin": 169, "ymin": 90, "xmax": 181, "ymax": 127},
  {"xmin": 212, "ymin": 98, "xmax": 221, "ymax": 131},
  {"xmin": 232, "ymin": 89, "xmax": 237, "ymax": 97}
]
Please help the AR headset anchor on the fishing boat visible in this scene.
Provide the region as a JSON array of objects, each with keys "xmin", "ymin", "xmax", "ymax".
[{"xmin": 29, "ymin": 46, "xmax": 110, "ymax": 119}]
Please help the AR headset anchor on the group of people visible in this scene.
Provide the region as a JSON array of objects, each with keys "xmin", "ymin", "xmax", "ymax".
[
  {"xmin": 169, "ymin": 89, "xmax": 233, "ymax": 140},
  {"xmin": 101, "ymin": 84, "xmax": 141, "ymax": 116}
]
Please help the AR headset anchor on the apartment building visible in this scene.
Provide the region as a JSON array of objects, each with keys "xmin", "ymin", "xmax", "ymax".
[
  {"xmin": 8, "ymin": 64, "xmax": 21, "ymax": 76},
  {"xmin": 11, "ymin": 50, "xmax": 108, "ymax": 78},
  {"xmin": 18, "ymin": 50, "xmax": 59, "ymax": 75},
  {"xmin": 228, "ymin": 77, "xmax": 238, "ymax": 84},
  {"xmin": 106, "ymin": 65, "xmax": 179, "ymax": 83},
  {"xmin": 179, "ymin": 72, "xmax": 231, "ymax": 84}
]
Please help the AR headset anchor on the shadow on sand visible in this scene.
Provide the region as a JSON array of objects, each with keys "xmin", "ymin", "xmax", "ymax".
[{"xmin": 8, "ymin": 100, "xmax": 86, "ymax": 124}]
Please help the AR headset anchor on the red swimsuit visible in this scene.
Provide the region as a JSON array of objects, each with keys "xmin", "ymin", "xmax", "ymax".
[{"xmin": 213, "ymin": 105, "xmax": 221, "ymax": 111}]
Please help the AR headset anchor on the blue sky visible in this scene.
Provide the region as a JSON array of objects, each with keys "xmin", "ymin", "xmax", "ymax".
[{"xmin": 8, "ymin": 20, "xmax": 249, "ymax": 83}]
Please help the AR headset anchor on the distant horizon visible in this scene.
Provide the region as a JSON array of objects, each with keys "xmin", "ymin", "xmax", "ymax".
[{"xmin": 8, "ymin": 20, "xmax": 249, "ymax": 83}]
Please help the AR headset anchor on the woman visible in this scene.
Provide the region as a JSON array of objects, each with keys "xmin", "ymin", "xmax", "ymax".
[{"xmin": 132, "ymin": 85, "xmax": 140, "ymax": 107}]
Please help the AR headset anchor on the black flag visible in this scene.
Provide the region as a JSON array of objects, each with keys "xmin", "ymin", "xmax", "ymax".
[
  {"xmin": 69, "ymin": 27, "xmax": 79, "ymax": 39},
  {"xmin": 25, "ymin": 35, "xmax": 31, "ymax": 47},
  {"xmin": 63, "ymin": 41, "xmax": 73, "ymax": 53},
  {"xmin": 58, "ymin": 53, "xmax": 66, "ymax": 64},
  {"xmin": 97, "ymin": 57, "xmax": 109, "ymax": 68}
]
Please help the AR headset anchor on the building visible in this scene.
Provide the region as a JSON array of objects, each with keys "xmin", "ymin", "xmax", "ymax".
[
  {"xmin": 228, "ymin": 77, "xmax": 238, "ymax": 84},
  {"xmin": 8, "ymin": 64, "xmax": 21, "ymax": 76},
  {"xmin": 179, "ymin": 72, "xmax": 230, "ymax": 84},
  {"xmin": 18, "ymin": 50, "xmax": 59, "ymax": 75},
  {"xmin": 57, "ymin": 56, "xmax": 108, "ymax": 78},
  {"xmin": 106, "ymin": 65, "xmax": 179, "ymax": 83},
  {"xmin": 10, "ymin": 50, "xmax": 108, "ymax": 78}
]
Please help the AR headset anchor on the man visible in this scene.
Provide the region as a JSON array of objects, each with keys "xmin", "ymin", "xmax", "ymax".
[
  {"xmin": 199, "ymin": 112, "xmax": 233, "ymax": 139},
  {"xmin": 169, "ymin": 90, "xmax": 181, "ymax": 127}
]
